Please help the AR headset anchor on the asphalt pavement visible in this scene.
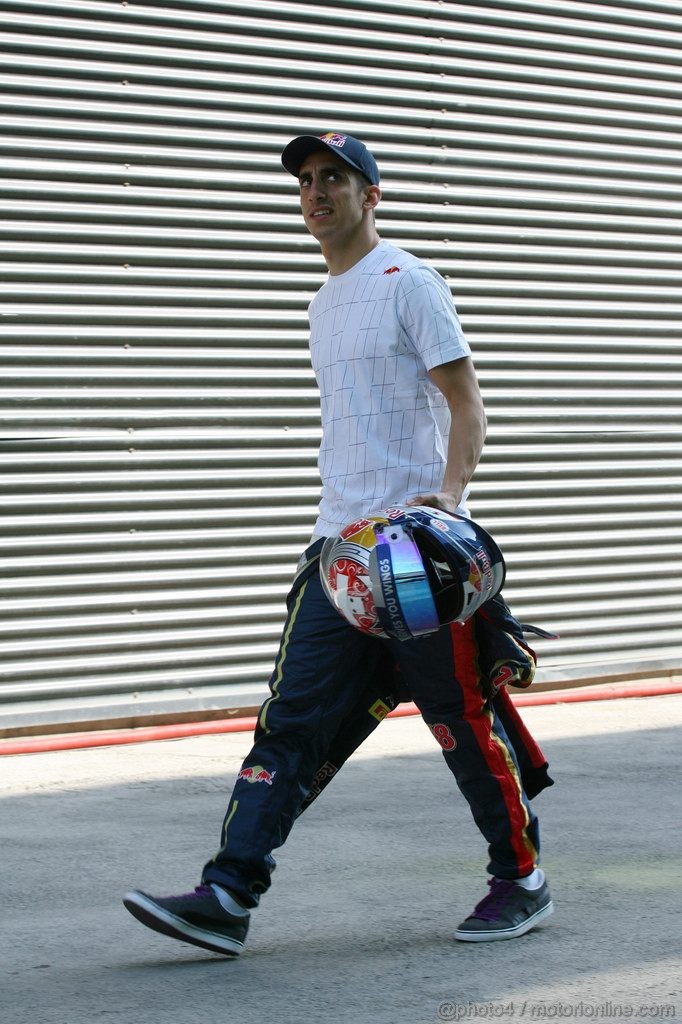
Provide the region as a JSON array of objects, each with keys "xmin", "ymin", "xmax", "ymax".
[{"xmin": 2, "ymin": 694, "xmax": 681, "ymax": 1024}]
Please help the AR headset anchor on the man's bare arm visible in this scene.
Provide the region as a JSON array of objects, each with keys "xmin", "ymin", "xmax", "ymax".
[{"xmin": 407, "ymin": 356, "xmax": 487, "ymax": 514}]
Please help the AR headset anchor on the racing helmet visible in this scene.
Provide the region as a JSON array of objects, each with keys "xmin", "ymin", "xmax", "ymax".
[{"xmin": 319, "ymin": 506, "xmax": 505, "ymax": 642}]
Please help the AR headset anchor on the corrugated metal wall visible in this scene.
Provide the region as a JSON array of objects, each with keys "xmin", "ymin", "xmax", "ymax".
[{"xmin": 1, "ymin": 0, "xmax": 681, "ymax": 734}]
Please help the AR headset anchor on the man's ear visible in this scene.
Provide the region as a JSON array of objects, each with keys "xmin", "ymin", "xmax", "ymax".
[{"xmin": 363, "ymin": 185, "xmax": 382, "ymax": 210}]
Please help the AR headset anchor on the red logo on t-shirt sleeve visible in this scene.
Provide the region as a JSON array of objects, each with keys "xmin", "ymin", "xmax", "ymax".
[{"xmin": 383, "ymin": 266, "xmax": 401, "ymax": 275}]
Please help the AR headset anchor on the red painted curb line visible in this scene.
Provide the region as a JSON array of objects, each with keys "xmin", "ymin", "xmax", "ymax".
[{"xmin": 2, "ymin": 680, "xmax": 681, "ymax": 757}]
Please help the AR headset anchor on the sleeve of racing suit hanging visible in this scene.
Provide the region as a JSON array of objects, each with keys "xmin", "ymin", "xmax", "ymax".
[
  {"xmin": 492, "ymin": 687, "xmax": 554, "ymax": 799},
  {"xmin": 475, "ymin": 593, "xmax": 556, "ymax": 799}
]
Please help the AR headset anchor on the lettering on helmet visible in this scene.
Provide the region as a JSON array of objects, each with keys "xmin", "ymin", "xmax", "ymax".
[
  {"xmin": 377, "ymin": 554, "xmax": 410, "ymax": 641},
  {"xmin": 474, "ymin": 546, "xmax": 493, "ymax": 591},
  {"xmin": 476, "ymin": 546, "xmax": 491, "ymax": 576}
]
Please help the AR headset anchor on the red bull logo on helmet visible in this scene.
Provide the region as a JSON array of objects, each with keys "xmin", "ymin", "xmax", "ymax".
[
  {"xmin": 460, "ymin": 546, "xmax": 496, "ymax": 615},
  {"xmin": 340, "ymin": 517, "xmax": 371, "ymax": 540},
  {"xmin": 468, "ymin": 558, "xmax": 483, "ymax": 593},
  {"xmin": 237, "ymin": 764, "xmax": 276, "ymax": 785}
]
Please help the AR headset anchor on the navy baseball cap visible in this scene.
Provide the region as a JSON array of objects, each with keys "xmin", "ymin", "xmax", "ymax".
[{"xmin": 281, "ymin": 132, "xmax": 380, "ymax": 185}]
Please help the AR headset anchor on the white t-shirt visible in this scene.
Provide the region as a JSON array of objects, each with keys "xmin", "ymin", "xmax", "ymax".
[{"xmin": 309, "ymin": 240, "xmax": 471, "ymax": 537}]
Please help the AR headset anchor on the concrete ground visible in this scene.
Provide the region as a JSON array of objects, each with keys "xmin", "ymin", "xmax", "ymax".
[{"xmin": 2, "ymin": 694, "xmax": 681, "ymax": 1024}]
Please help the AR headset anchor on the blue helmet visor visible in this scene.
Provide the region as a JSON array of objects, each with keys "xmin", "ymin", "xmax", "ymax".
[{"xmin": 369, "ymin": 523, "xmax": 439, "ymax": 641}]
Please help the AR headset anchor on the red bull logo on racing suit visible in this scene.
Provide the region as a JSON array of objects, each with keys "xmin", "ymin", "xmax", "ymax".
[{"xmin": 237, "ymin": 764, "xmax": 277, "ymax": 786}]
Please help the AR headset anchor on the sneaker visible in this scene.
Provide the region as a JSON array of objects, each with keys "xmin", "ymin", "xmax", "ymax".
[
  {"xmin": 123, "ymin": 884, "xmax": 250, "ymax": 957},
  {"xmin": 454, "ymin": 877, "xmax": 553, "ymax": 942}
]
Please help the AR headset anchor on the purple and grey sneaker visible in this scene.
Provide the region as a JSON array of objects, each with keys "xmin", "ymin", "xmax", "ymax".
[
  {"xmin": 455, "ymin": 876, "xmax": 553, "ymax": 942},
  {"xmin": 123, "ymin": 884, "xmax": 250, "ymax": 957}
]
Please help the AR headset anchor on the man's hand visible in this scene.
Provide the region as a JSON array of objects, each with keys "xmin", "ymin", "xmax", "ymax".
[{"xmin": 406, "ymin": 491, "xmax": 462, "ymax": 515}]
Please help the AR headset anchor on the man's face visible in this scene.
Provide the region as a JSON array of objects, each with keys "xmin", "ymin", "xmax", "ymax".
[{"xmin": 298, "ymin": 149, "xmax": 370, "ymax": 245}]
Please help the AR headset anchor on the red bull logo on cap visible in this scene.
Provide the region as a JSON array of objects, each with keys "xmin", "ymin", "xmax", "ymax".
[
  {"xmin": 238, "ymin": 764, "xmax": 276, "ymax": 785},
  {"xmin": 320, "ymin": 131, "xmax": 347, "ymax": 148}
]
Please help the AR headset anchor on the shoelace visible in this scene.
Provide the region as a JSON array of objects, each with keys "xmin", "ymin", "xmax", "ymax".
[{"xmin": 470, "ymin": 878, "xmax": 517, "ymax": 922}]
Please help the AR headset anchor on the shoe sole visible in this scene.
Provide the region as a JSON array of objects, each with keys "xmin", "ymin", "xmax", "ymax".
[
  {"xmin": 454, "ymin": 899, "xmax": 554, "ymax": 942},
  {"xmin": 123, "ymin": 891, "xmax": 244, "ymax": 957}
]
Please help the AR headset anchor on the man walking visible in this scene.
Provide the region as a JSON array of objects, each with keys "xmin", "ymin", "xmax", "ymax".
[{"xmin": 123, "ymin": 132, "xmax": 553, "ymax": 956}]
